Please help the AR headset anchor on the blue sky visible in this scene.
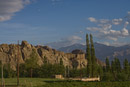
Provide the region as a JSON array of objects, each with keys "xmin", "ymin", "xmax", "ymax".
[{"xmin": 0, "ymin": 0, "xmax": 130, "ymax": 48}]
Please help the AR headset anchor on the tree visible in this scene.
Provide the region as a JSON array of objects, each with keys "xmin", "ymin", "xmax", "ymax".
[
  {"xmin": 66, "ymin": 66, "xmax": 69, "ymax": 78},
  {"xmin": 43, "ymin": 56, "xmax": 48, "ymax": 64},
  {"xmin": 19, "ymin": 64, "xmax": 26, "ymax": 77},
  {"xmin": 97, "ymin": 65, "xmax": 103, "ymax": 80},
  {"xmin": 129, "ymin": 62, "xmax": 130, "ymax": 78},
  {"xmin": 86, "ymin": 34, "xmax": 92, "ymax": 77},
  {"xmin": 111, "ymin": 60, "xmax": 115, "ymax": 73},
  {"xmin": 111, "ymin": 58, "xmax": 122, "ymax": 81},
  {"xmin": 39, "ymin": 63, "xmax": 65, "ymax": 78},
  {"xmin": 114, "ymin": 58, "xmax": 121, "ymax": 72},
  {"xmin": 25, "ymin": 49, "xmax": 39, "ymax": 78},
  {"xmin": 105, "ymin": 57, "xmax": 110, "ymax": 72},
  {"xmin": 60, "ymin": 58, "xmax": 63, "ymax": 65},
  {"xmin": 102, "ymin": 72, "xmax": 114, "ymax": 81},
  {"xmin": 123, "ymin": 59, "xmax": 129, "ymax": 74},
  {"xmin": 90, "ymin": 34, "xmax": 97, "ymax": 77}
]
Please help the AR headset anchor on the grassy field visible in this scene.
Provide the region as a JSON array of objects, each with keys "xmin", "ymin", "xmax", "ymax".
[{"xmin": 0, "ymin": 78, "xmax": 130, "ymax": 87}]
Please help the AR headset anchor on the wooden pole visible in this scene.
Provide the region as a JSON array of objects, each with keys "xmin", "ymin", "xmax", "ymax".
[
  {"xmin": 80, "ymin": 55, "xmax": 82, "ymax": 79},
  {"xmin": 67, "ymin": 55, "xmax": 70, "ymax": 78},
  {"xmin": 1, "ymin": 58, "xmax": 3, "ymax": 87},
  {"xmin": 17, "ymin": 40, "xmax": 20, "ymax": 87}
]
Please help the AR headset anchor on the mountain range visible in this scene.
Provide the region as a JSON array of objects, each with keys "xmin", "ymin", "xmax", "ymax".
[{"xmin": 58, "ymin": 43, "xmax": 130, "ymax": 63}]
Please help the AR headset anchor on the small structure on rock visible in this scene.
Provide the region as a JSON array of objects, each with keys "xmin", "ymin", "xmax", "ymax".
[{"xmin": 71, "ymin": 49, "xmax": 85, "ymax": 54}]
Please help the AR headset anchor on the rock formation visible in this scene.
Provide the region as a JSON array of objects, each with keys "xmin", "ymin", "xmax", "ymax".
[{"xmin": 0, "ymin": 41, "xmax": 105, "ymax": 70}]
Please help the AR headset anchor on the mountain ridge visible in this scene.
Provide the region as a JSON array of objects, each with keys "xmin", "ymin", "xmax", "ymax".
[{"xmin": 58, "ymin": 43, "xmax": 130, "ymax": 63}]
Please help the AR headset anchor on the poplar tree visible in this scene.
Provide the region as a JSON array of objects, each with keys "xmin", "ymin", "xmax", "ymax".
[
  {"xmin": 114, "ymin": 58, "xmax": 121, "ymax": 72},
  {"xmin": 106, "ymin": 57, "xmax": 110, "ymax": 72},
  {"xmin": 86, "ymin": 34, "xmax": 92, "ymax": 77},
  {"xmin": 90, "ymin": 34, "xmax": 97, "ymax": 77},
  {"xmin": 123, "ymin": 59, "xmax": 129, "ymax": 74}
]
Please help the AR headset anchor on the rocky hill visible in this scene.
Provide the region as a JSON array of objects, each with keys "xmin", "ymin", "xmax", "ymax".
[
  {"xmin": 58, "ymin": 43, "xmax": 130, "ymax": 63},
  {"xmin": 0, "ymin": 41, "xmax": 105, "ymax": 70}
]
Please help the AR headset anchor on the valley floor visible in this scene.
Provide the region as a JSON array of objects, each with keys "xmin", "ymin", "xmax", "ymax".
[{"xmin": 0, "ymin": 78, "xmax": 130, "ymax": 87}]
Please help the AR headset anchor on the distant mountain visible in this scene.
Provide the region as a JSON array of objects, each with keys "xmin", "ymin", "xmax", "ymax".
[{"xmin": 58, "ymin": 43, "xmax": 130, "ymax": 63}]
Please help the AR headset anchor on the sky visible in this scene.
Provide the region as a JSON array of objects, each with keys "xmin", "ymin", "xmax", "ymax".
[{"xmin": 0, "ymin": 0, "xmax": 130, "ymax": 49}]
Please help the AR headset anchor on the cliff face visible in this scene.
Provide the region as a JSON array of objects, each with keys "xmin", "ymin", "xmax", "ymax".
[{"xmin": 0, "ymin": 41, "xmax": 105, "ymax": 70}]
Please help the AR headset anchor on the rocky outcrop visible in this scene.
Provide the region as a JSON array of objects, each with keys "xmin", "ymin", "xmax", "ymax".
[
  {"xmin": 0, "ymin": 41, "xmax": 105, "ymax": 70},
  {"xmin": 71, "ymin": 49, "xmax": 85, "ymax": 54}
]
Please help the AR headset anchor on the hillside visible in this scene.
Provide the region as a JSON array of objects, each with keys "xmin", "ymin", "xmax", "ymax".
[{"xmin": 58, "ymin": 43, "xmax": 130, "ymax": 63}]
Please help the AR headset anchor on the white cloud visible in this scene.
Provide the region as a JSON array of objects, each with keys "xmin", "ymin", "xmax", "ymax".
[
  {"xmin": 97, "ymin": 41, "xmax": 129, "ymax": 47},
  {"xmin": 112, "ymin": 18, "xmax": 123, "ymax": 25},
  {"xmin": 87, "ymin": 12, "xmax": 130, "ymax": 42},
  {"xmin": 110, "ymin": 42, "xmax": 129, "ymax": 47},
  {"xmin": 124, "ymin": 21, "xmax": 129, "ymax": 28},
  {"xmin": 98, "ymin": 24, "xmax": 112, "ymax": 30},
  {"xmin": 128, "ymin": 11, "xmax": 130, "ymax": 15},
  {"xmin": 109, "ymin": 30, "xmax": 121, "ymax": 35},
  {"xmin": 126, "ymin": 11, "xmax": 130, "ymax": 23},
  {"xmin": 121, "ymin": 28, "xmax": 129, "ymax": 36},
  {"xmin": 97, "ymin": 41, "xmax": 110, "ymax": 46},
  {"xmin": 99, "ymin": 19, "xmax": 109, "ymax": 24},
  {"xmin": 46, "ymin": 36, "xmax": 82, "ymax": 49},
  {"xmin": 86, "ymin": 27, "xmax": 101, "ymax": 31},
  {"xmin": 98, "ymin": 28, "xmax": 129, "ymax": 41},
  {"xmin": 0, "ymin": 0, "xmax": 32, "ymax": 21},
  {"xmin": 67, "ymin": 36, "xmax": 82, "ymax": 41},
  {"xmin": 107, "ymin": 36, "xmax": 118, "ymax": 41},
  {"xmin": 88, "ymin": 17, "xmax": 97, "ymax": 23},
  {"xmin": 0, "ymin": 15, "xmax": 11, "ymax": 21},
  {"xmin": 87, "ymin": 25, "xmax": 129, "ymax": 41},
  {"xmin": 100, "ymin": 30, "xmax": 109, "ymax": 34}
]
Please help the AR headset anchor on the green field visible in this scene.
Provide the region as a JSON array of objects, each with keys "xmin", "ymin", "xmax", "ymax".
[{"xmin": 0, "ymin": 78, "xmax": 130, "ymax": 87}]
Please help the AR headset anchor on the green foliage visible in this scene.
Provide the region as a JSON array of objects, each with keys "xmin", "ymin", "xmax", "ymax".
[
  {"xmin": 60, "ymin": 58, "xmax": 63, "ymax": 65},
  {"xmin": 86, "ymin": 34, "xmax": 92, "ymax": 77},
  {"xmin": 116, "ymin": 72, "xmax": 128, "ymax": 81},
  {"xmin": 0, "ymin": 62, "xmax": 16, "ymax": 78},
  {"xmin": 111, "ymin": 60, "xmax": 115, "ymax": 73},
  {"xmin": 43, "ymin": 80, "xmax": 130, "ymax": 87},
  {"xmin": 69, "ymin": 69, "xmax": 80, "ymax": 77},
  {"xmin": 124, "ymin": 59, "xmax": 129, "ymax": 74},
  {"xmin": 43, "ymin": 56, "xmax": 48, "ymax": 64},
  {"xmin": 114, "ymin": 58, "xmax": 121, "ymax": 72},
  {"xmin": 19, "ymin": 63, "xmax": 27, "ymax": 77},
  {"xmin": 1, "ymin": 78, "xmax": 130, "ymax": 87},
  {"xmin": 97, "ymin": 65, "xmax": 103, "ymax": 80},
  {"xmin": 102, "ymin": 72, "xmax": 115, "ymax": 81},
  {"xmin": 90, "ymin": 34, "xmax": 97, "ymax": 77},
  {"xmin": 39, "ymin": 63, "xmax": 65, "ymax": 78},
  {"xmin": 65, "ymin": 66, "xmax": 69, "ymax": 78},
  {"xmin": 3, "ymin": 63, "xmax": 16, "ymax": 78},
  {"xmin": 25, "ymin": 49, "xmax": 39, "ymax": 77},
  {"xmin": 102, "ymin": 57, "xmax": 130, "ymax": 81},
  {"xmin": 105, "ymin": 57, "xmax": 110, "ymax": 72},
  {"xmin": 69, "ymin": 68, "xmax": 87, "ymax": 78}
]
